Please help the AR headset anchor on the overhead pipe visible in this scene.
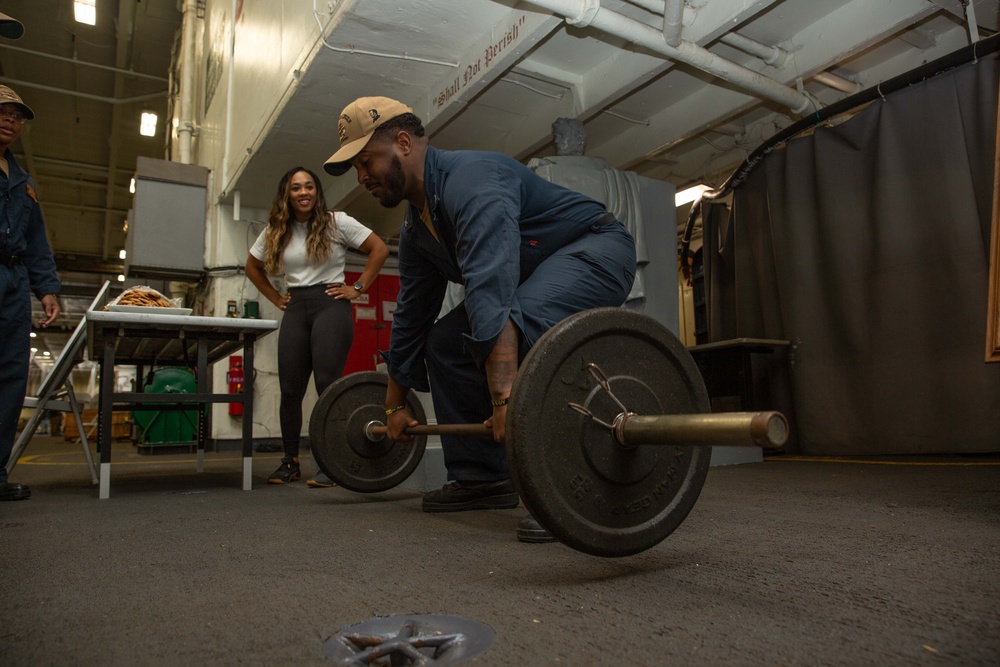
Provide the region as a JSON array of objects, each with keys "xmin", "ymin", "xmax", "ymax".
[
  {"xmin": 632, "ymin": 0, "xmax": 789, "ymax": 67},
  {"xmin": 177, "ymin": 0, "xmax": 199, "ymax": 164},
  {"xmin": 813, "ymin": 71, "xmax": 862, "ymax": 95},
  {"xmin": 220, "ymin": 0, "xmax": 237, "ymax": 200},
  {"xmin": 719, "ymin": 32, "xmax": 788, "ymax": 67},
  {"xmin": 662, "ymin": 0, "xmax": 684, "ymax": 47},
  {"xmin": 524, "ymin": 0, "xmax": 812, "ymax": 114}
]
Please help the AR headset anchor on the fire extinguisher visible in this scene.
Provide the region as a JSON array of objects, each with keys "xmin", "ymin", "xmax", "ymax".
[{"xmin": 228, "ymin": 355, "xmax": 244, "ymax": 416}]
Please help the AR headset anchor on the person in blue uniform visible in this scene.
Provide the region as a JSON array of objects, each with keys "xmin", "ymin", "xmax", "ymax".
[
  {"xmin": 0, "ymin": 85, "xmax": 60, "ymax": 501},
  {"xmin": 324, "ymin": 97, "xmax": 636, "ymax": 542}
]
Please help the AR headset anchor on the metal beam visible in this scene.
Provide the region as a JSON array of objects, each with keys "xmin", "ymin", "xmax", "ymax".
[
  {"xmin": 45, "ymin": 202, "xmax": 129, "ymax": 215},
  {"xmin": 0, "ymin": 43, "xmax": 168, "ymax": 82},
  {"xmin": 52, "ymin": 253, "xmax": 125, "ymax": 275},
  {"xmin": 0, "ymin": 77, "xmax": 167, "ymax": 104}
]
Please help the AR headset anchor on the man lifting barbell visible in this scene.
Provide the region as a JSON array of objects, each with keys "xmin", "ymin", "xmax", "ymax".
[{"xmin": 324, "ymin": 97, "xmax": 637, "ymax": 543}]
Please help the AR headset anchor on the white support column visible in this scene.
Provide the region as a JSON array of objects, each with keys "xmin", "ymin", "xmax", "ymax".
[{"xmin": 177, "ymin": 0, "xmax": 198, "ymax": 164}]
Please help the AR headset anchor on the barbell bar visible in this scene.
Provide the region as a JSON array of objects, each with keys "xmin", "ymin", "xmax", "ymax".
[{"xmin": 363, "ymin": 410, "xmax": 788, "ymax": 449}]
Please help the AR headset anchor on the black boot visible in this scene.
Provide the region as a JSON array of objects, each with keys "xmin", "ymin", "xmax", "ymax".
[{"xmin": 0, "ymin": 482, "xmax": 31, "ymax": 501}]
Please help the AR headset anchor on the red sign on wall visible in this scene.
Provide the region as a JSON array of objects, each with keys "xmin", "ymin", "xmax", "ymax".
[{"xmin": 343, "ymin": 272, "xmax": 400, "ymax": 375}]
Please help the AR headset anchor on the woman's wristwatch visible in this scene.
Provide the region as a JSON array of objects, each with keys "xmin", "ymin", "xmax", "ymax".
[{"xmin": 353, "ymin": 280, "xmax": 364, "ymax": 293}]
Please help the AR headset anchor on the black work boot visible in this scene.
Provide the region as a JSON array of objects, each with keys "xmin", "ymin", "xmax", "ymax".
[
  {"xmin": 0, "ymin": 482, "xmax": 31, "ymax": 501},
  {"xmin": 267, "ymin": 457, "xmax": 301, "ymax": 484},
  {"xmin": 421, "ymin": 480, "xmax": 519, "ymax": 512}
]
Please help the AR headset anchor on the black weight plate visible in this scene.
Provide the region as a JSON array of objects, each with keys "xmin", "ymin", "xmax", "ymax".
[
  {"xmin": 309, "ymin": 371, "xmax": 426, "ymax": 493},
  {"xmin": 507, "ymin": 308, "xmax": 712, "ymax": 558}
]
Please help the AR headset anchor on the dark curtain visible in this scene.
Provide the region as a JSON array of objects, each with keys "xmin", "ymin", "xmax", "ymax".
[{"xmin": 703, "ymin": 50, "xmax": 1000, "ymax": 455}]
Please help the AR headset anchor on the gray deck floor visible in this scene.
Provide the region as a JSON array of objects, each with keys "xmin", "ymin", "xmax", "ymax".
[{"xmin": 2, "ymin": 436, "xmax": 998, "ymax": 666}]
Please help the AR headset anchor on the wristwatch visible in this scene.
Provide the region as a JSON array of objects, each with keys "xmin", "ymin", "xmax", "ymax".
[{"xmin": 353, "ymin": 281, "xmax": 364, "ymax": 293}]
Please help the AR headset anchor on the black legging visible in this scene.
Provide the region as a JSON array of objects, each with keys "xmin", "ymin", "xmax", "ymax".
[{"xmin": 277, "ymin": 284, "xmax": 353, "ymax": 458}]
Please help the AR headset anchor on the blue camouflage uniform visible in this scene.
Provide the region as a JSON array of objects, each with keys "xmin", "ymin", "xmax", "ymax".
[
  {"xmin": 0, "ymin": 148, "xmax": 59, "ymax": 482},
  {"xmin": 383, "ymin": 145, "xmax": 636, "ymax": 481}
]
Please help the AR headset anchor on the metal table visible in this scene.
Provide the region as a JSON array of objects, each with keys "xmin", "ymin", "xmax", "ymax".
[{"xmin": 86, "ymin": 309, "xmax": 278, "ymax": 499}]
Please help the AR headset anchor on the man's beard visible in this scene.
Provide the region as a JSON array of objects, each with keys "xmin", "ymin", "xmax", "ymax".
[{"xmin": 375, "ymin": 155, "xmax": 406, "ymax": 208}]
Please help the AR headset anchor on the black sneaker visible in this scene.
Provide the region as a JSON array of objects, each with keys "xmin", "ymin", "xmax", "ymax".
[
  {"xmin": 421, "ymin": 479, "xmax": 519, "ymax": 512},
  {"xmin": 517, "ymin": 515, "xmax": 557, "ymax": 543},
  {"xmin": 267, "ymin": 457, "xmax": 301, "ymax": 484}
]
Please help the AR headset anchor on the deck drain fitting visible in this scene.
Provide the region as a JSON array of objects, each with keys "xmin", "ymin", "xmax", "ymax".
[{"xmin": 323, "ymin": 614, "xmax": 495, "ymax": 665}]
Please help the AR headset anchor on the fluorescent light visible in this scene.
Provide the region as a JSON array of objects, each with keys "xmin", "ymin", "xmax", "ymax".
[
  {"xmin": 119, "ymin": 249, "xmax": 126, "ymax": 259},
  {"xmin": 675, "ymin": 184, "xmax": 712, "ymax": 207},
  {"xmin": 129, "ymin": 177, "xmax": 135, "ymax": 194},
  {"xmin": 139, "ymin": 111, "xmax": 157, "ymax": 137},
  {"xmin": 74, "ymin": 0, "xmax": 97, "ymax": 26},
  {"xmin": 29, "ymin": 331, "xmax": 36, "ymax": 338},
  {"xmin": 30, "ymin": 347, "xmax": 37, "ymax": 353},
  {"xmin": 43, "ymin": 351, "xmax": 51, "ymax": 357},
  {"xmin": 117, "ymin": 274, "xmax": 125, "ymax": 282}
]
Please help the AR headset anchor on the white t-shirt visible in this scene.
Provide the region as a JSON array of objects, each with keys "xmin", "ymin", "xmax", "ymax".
[{"xmin": 249, "ymin": 211, "xmax": 374, "ymax": 287}]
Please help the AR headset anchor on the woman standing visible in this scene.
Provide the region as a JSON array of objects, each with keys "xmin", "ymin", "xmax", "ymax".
[{"xmin": 245, "ymin": 166, "xmax": 388, "ymax": 486}]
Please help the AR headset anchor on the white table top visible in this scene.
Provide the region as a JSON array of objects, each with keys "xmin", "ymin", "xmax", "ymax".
[
  {"xmin": 86, "ymin": 309, "xmax": 278, "ymax": 364},
  {"xmin": 86, "ymin": 309, "xmax": 278, "ymax": 332}
]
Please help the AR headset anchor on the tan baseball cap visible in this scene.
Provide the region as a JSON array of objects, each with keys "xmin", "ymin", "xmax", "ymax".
[
  {"xmin": 0, "ymin": 11, "xmax": 23, "ymax": 39},
  {"xmin": 323, "ymin": 96, "xmax": 413, "ymax": 176},
  {"xmin": 0, "ymin": 85, "xmax": 33, "ymax": 120}
]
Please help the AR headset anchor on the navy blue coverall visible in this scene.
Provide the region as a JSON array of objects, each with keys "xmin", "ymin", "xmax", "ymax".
[
  {"xmin": 382, "ymin": 146, "xmax": 636, "ymax": 482},
  {"xmin": 0, "ymin": 149, "xmax": 59, "ymax": 483}
]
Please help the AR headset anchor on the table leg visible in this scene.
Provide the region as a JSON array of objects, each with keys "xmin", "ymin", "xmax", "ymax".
[
  {"xmin": 242, "ymin": 336, "xmax": 255, "ymax": 491},
  {"xmin": 196, "ymin": 339, "xmax": 208, "ymax": 473},
  {"xmin": 99, "ymin": 334, "xmax": 116, "ymax": 499}
]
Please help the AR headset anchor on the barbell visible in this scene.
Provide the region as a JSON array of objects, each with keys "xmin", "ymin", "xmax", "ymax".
[{"xmin": 309, "ymin": 307, "xmax": 789, "ymax": 558}]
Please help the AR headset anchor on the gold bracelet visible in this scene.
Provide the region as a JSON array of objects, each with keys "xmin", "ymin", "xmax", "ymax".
[
  {"xmin": 385, "ymin": 404, "xmax": 406, "ymax": 416},
  {"xmin": 490, "ymin": 397, "xmax": 509, "ymax": 407}
]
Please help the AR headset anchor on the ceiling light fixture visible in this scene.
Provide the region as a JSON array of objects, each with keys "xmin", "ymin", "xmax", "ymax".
[
  {"xmin": 119, "ymin": 249, "xmax": 127, "ymax": 259},
  {"xmin": 139, "ymin": 111, "xmax": 157, "ymax": 137},
  {"xmin": 117, "ymin": 274, "xmax": 125, "ymax": 282},
  {"xmin": 74, "ymin": 0, "xmax": 97, "ymax": 26}
]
